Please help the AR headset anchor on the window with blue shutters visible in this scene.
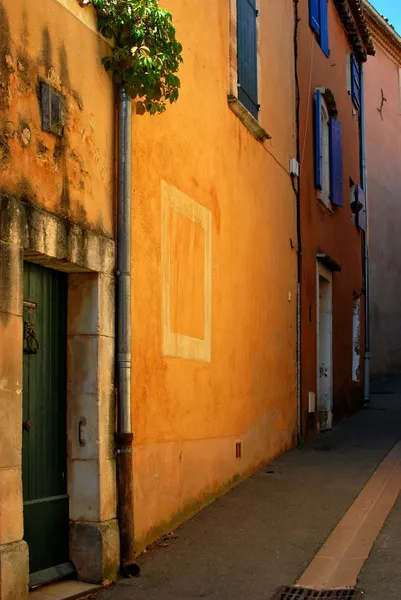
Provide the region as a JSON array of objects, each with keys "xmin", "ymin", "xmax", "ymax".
[
  {"xmin": 356, "ymin": 186, "xmax": 366, "ymax": 231},
  {"xmin": 309, "ymin": 0, "xmax": 330, "ymax": 57},
  {"xmin": 237, "ymin": 0, "xmax": 259, "ymax": 119},
  {"xmin": 314, "ymin": 90, "xmax": 343, "ymax": 209},
  {"xmin": 351, "ymin": 55, "xmax": 361, "ymax": 110}
]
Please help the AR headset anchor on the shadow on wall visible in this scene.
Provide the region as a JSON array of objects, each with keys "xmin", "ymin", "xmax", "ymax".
[{"xmin": 0, "ymin": 3, "xmax": 107, "ymax": 235}]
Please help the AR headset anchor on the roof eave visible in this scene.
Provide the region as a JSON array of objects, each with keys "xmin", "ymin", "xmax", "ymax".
[
  {"xmin": 363, "ymin": 0, "xmax": 401, "ymax": 53},
  {"xmin": 333, "ymin": 0, "xmax": 375, "ymax": 61}
]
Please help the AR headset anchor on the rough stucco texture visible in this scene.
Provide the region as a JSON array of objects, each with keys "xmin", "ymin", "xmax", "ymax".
[
  {"xmin": 129, "ymin": 0, "xmax": 298, "ymax": 551},
  {"xmin": 0, "ymin": 0, "xmax": 114, "ymax": 238},
  {"xmin": 364, "ymin": 38, "xmax": 401, "ymax": 379}
]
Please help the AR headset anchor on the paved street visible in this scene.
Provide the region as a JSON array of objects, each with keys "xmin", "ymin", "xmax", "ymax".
[
  {"xmin": 95, "ymin": 376, "xmax": 401, "ymax": 600},
  {"xmin": 357, "ymin": 377, "xmax": 401, "ymax": 599},
  {"xmin": 359, "ymin": 494, "xmax": 401, "ymax": 600}
]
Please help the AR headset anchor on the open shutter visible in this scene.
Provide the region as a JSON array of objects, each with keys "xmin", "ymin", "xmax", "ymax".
[
  {"xmin": 309, "ymin": 0, "xmax": 320, "ymax": 34},
  {"xmin": 329, "ymin": 119, "xmax": 343, "ymax": 206},
  {"xmin": 319, "ymin": 0, "xmax": 329, "ymax": 57},
  {"xmin": 237, "ymin": 0, "xmax": 258, "ymax": 119},
  {"xmin": 315, "ymin": 90, "xmax": 322, "ymax": 189},
  {"xmin": 356, "ymin": 186, "xmax": 366, "ymax": 231},
  {"xmin": 351, "ymin": 55, "xmax": 361, "ymax": 110}
]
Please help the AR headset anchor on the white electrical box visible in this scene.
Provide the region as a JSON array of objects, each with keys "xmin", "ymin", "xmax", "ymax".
[
  {"xmin": 308, "ymin": 392, "xmax": 316, "ymax": 413},
  {"xmin": 290, "ymin": 158, "xmax": 299, "ymax": 177}
]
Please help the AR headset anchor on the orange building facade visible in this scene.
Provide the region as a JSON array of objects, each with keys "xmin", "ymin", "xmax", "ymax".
[
  {"xmin": 0, "ymin": 0, "xmax": 300, "ymax": 596},
  {"xmin": 129, "ymin": 0, "xmax": 299, "ymax": 552},
  {"xmin": 0, "ymin": 0, "xmax": 119, "ymax": 597},
  {"xmin": 363, "ymin": 2, "xmax": 401, "ymax": 379},
  {"xmin": 297, "ymin": 0, "xmax": 374, "ymax": 435}
]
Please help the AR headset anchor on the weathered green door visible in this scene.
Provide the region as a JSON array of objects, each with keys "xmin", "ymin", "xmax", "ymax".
[{"xmin": 23, "ymin": 262, "xmax": 70, "ymax": 587}]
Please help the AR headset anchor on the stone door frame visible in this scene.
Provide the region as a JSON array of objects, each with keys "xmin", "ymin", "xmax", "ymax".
[{"xmin": 0, "ymin": 196, "xmax": 120, "ymax": 599}]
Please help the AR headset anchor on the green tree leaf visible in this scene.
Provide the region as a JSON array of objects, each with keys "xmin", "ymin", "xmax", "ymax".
[{"xmin": 88, "ymin": 0, "xmax": 183, "ymax": 115}]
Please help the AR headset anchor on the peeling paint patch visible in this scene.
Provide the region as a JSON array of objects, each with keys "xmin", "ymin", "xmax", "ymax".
[
  {"xmin": 0, "ymin": 137, "xmax": 10, "ymax": 167},
  {"xmin": 4, "ymin": 121, "xmax": 17, "ymax": 139},
  {"xmin": 20, "ymin": 125, "xmax": 31, "ymax": 147}
]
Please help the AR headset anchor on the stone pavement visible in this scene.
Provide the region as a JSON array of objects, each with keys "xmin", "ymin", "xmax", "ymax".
[{"xmin": 94, "ymin": 376, "xmax": 401, "ymax": 600}]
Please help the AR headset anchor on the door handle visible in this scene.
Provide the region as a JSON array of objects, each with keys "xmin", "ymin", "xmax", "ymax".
[{"xmin": 23, "ymin": 420, "xmax": 33, "ymax": 432}]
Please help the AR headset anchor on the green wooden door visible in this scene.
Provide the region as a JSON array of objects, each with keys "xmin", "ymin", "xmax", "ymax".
[{"xmin": 23, "ymin": 263, "xmax": 70, "ymax": 586}]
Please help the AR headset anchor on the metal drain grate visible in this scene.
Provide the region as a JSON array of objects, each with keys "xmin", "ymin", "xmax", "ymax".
[{"xmin": 271, "ymin": 587, "xmax": 363, "ymax": 599}]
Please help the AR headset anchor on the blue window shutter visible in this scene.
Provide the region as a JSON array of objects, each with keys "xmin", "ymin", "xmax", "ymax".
[
  {"xmin": 329, "ymin": 119, "xmax": 343, "ymax": 206},
  {"xmin": 356, "ymin": 186, "xmax": 366, "ymax": 231},
  {"xmin": 237, "ymin": 0, "xmax": 258, "ymax": 119},
  {"xmin": 351, "ymin": 55, "xmax": 361, "ymax": 110},
  {"xmin": 315, "ymin": 90, "xmax": 322, "ymax": 189},
  {"xmin": 309, "ymin": 0, "xmax": 320, "ymax": 34},
  {"xmin": 319, "ymin": 0, "xmax": 330, "ymax": 57}
]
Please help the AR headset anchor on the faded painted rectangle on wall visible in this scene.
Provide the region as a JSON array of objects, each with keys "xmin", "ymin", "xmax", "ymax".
[{"xmin": 161, "ymin": 181, "xmax": 212, "ymax": 362}]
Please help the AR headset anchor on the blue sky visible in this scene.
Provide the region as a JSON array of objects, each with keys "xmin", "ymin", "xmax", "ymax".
[{"xmin": 369, "ymin": 0, "xmax": 401, "ymax": 35}]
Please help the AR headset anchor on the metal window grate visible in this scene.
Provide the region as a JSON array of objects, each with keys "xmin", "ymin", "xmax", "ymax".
[{"xmin": 271, "ymin": 587, "xmax": 364, "ymax": 599}]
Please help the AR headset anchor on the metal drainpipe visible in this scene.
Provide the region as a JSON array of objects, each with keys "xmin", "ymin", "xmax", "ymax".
[
  {"xmin": 115, "ymin": 87, "xmax": 138, "ymax": 576},
  {"xmin": 293, "ymin": 0, "xmax": 303, "ymax": 444},
  {"xmin": 360, "ymin": 65, "xmax": 370, "ymax": 404}
]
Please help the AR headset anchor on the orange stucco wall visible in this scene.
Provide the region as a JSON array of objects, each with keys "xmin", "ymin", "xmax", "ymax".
[
  {"xmin": 298, "ymin": 0, "xmax": 365, "ymax": 433},
  {"xmin": 364, "ymin": 18, "xmax": 401, "ymax": 378},
  {"xmin": 0, "ymin": 0, "xmax": 114, "ymax": 238},
  {"xmin": 0, "ymin": 1, "xmax": 118, "ymax": 588},
  {"xmin": 130, "ymin": 0, "xmax": 298, "ymax": 550}
]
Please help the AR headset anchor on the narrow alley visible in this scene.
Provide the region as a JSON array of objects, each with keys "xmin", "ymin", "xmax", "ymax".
[
  {"xmin": 86, "ymin": 377, "xmax": 401, "ymax": 600},
  {"xmin": 2, "ymin": 0, "xmax": 401, "ymax": 598}
]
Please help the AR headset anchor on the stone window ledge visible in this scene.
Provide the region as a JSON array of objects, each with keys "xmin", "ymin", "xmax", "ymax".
[
  {"xmin": 316, "ymin": 191, "xmax": 334, "ymax": 215},
  {"xmin": 227, "ymin": 95, "xmax": 271, "ymax": 143}
]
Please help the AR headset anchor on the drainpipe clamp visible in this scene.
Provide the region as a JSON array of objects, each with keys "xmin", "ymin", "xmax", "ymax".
[{"xmin": 116, "ymin": 447, "xmax": 132, "ymax": 455}]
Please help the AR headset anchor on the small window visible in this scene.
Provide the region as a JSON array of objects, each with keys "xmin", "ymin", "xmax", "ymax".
[
  {"xmin": 351, "ymin": 55, "xmax": 361, "ymax": 110},
  {"xmin": 40, "ymin": 82, "xmax": 66, "ymax": 137},
  {"xmin": 309, "ymin": 0, "xmax": 329, "ymax": 57},
  {"xmin": 315, "ymin": 90, "xmax": 343, "ymax": 207},
  {"xmin": 237, "ymin": 0, "xmax": 259, "ymax": 119}
]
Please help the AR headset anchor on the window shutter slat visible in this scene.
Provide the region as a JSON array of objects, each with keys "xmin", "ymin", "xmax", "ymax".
[
  {"xmin": 356, "ymin": 186, "xmax": 366, "ymax": 231},
  {"xmin": 237, "ymin": 0, "xmax": 258, "ymax": 119},
  {"xmin": 351, "ymin": 55, "xmax": 361, "ymax": 110},
  {"xmin": 315, "ymin": 89, "xmax": 322, "ymax": 189},
  {"xmin": 319, "ymin": 0, "xmax": 330, "ymax": 57},
  {"xmin": 329, "ymin": 119, "xmax": 343, "ymax": 207},
  {"xmin": 309, "ymin": 0, "xmax": 320, "ymax": 34}
]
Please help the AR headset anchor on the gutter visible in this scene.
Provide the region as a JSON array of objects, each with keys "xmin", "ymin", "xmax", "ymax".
[
  {"xmin": 359, "ymin": 66, "xmax": 370, "ymax": 404},
  {"xmin": 115, "ymin": 88, "xmax": 138, "ymax": 576}
]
